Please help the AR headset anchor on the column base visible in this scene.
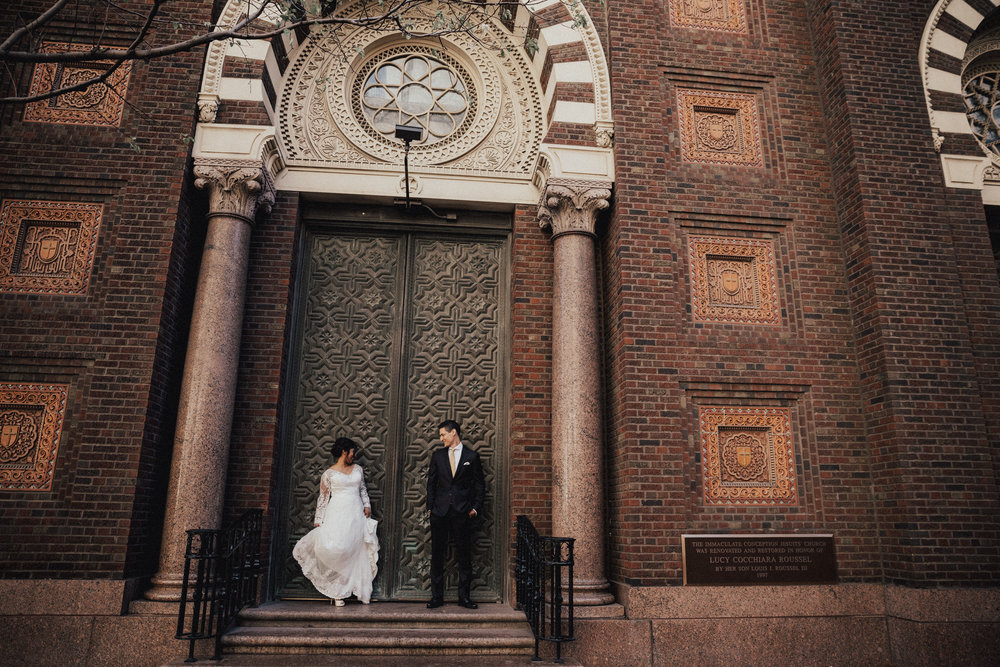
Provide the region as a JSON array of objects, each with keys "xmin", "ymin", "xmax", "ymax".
[
  {"xmin": 570, "ymin": 577, "xmax": 616, "ymax": 606},
  {"xmin": 144, "ymin": 573, "xmax": 185, "ymax": 602}
]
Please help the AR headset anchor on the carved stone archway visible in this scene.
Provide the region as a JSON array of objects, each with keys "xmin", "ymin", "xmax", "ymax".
[
  {"xmin": 153, "ymin": 0, "xmax": 619, "ymax": 606},
  {"xmin": 921, "ymin": 0, "xmax": 1000, "ymax": 198}
]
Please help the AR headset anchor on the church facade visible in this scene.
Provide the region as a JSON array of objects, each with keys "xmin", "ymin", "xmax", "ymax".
[{"xmin": 1, "ymin": 0, "xmax": 998, "ymax": 664}]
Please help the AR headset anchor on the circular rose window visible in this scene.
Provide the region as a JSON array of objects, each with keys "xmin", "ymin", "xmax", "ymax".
[{"xmin": 354, "ymin": 48, "xmax": 476, "ymax": 147}]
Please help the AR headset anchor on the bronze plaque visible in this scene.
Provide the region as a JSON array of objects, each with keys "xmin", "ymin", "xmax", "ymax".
[{"xmin": 682, "ymin": 534, "xmax": 837, "ymax": 585}]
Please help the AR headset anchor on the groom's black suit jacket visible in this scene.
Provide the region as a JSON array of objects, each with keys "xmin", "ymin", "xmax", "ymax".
[{"xmin": 426, "ymin": 445, "xmax": 485, "ymax": 517}]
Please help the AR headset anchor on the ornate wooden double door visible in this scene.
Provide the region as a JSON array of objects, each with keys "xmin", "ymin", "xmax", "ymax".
[{"xmin": 276, "ymin": 213, "xmax": 508, "ymax": 601}]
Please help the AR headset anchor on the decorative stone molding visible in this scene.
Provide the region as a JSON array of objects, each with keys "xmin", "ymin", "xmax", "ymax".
[
  {"xmin": 23, "ymin": 42, "xmax": 132, "ymax": 127},
  {"xmin": 200, "ymin": 1, "xmax": 284, "ymax": 100},
  {"xmin": 279, "ymin": 10, "xmax": 544, "ymax": 176},
  {"xmin": 963, "ymin": 26, "xmax": 1000, "ymax": 69},
  {"xmin": 198, "ymin": 97, "xmax": 219, "ymax": 123},
  {"xmin": 193, "ymin": 159, "xmax": 276, "ymax": 223},
  {"xmin": 699, "ymin": 406, "xmax": 798, "ymax": 506},
  {"xmin": 595, "ymin": 123, "xmax": 614, "ymax": 148},
  {"xmin": 0, "ymin": 200, "xmax": 104, "ymax": 295},
  {"xmin": 0, "ymin": 383, "xmax": 69, "ymax": 492},
  {"xmin": 537, "ymin": 179, "xmax": 612, "ymax": 239},
  {"xmin": 919, "ymin": 1, "xmax": 997, "ymax": 191},
  {"xmin": 677, "ymin": 89, "xmax": 763, "ymax": 167},
  {"xmin": 568, "ymin": 0, "xmax": 613, "ymax": 129},
  {"xmin": 669, "ymin": 0, "xmax": 748, "ymax": 34},
  {"xmin": 689, "ymin": 235, "xmax": 780, "ymax": 325}
]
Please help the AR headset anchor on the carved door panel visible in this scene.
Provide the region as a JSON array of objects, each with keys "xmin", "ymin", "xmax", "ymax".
[{"xmin": 276, "ymin": 226, "xmax": 507, "ymax": 601}]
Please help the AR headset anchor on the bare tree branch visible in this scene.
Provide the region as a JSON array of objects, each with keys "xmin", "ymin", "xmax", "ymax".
[
  {"xmin": 0, "ymin": 0, "xmax": 71, "ymax": 53},
  {"xmin": 0, "ymin": 0, "xmax": 584, "ymax": 106}
]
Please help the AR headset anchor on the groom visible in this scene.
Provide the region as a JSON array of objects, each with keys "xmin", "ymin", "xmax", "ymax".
[{"xmin": 426, "ymin": 419, "xmax": 485, "ymax": 609}]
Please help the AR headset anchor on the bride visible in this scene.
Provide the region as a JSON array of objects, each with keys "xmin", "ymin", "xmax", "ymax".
[{"xmin": 293, "ymin": 437, "xmax": 379, "ymax": 605}]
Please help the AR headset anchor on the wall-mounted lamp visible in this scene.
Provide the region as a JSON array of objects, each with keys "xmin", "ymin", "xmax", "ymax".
[{"xmin": 395, "ymin": 124, "xmax": 423, "ymax": 209}]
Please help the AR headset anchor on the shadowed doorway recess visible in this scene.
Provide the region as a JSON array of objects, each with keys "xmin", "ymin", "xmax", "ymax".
[{"xmin": 276, "ymin": 207, "xmax": 509, "ymax": 601}]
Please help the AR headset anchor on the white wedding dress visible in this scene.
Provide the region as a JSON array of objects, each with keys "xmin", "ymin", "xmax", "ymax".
[{"xmin": 293, "ymin": 466, "xmax": 379, "ymax": 602}]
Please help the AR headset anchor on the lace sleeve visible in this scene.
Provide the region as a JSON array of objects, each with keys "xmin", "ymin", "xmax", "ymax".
[
  {"xmin": 314, "ymin": 470, "xmax": 331, "ymax": 525},
  {"xmin": 358, "ymin": 467, "xmax": 371, "ymax": 510}
]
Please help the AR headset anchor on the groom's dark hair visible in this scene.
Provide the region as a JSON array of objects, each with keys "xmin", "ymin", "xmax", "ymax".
[
  {"xmin": 439, "ymin": 420, "xmax": 461, "ymax": 439},
  {"xmin": 332, "ymin": 436, "xmax": 357, "ymax": 459}
]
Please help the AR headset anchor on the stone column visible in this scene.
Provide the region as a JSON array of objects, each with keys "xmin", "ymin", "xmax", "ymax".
[
  {"xmin": 146, "ymin": 160, "xmax": 274, "ymax": 601},
  {"xmin": 538, "ymin": 178, "xmax": 614, "ymax": 606}
]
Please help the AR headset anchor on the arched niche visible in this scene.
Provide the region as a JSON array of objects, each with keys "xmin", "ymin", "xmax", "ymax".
[{"xmin": 192, "ymin": 0, "xmax": 615, "ymax": 206}]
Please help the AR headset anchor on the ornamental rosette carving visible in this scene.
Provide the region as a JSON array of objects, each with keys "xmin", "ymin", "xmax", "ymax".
[
  {"xmin": 537, "ymin": 179, "xmax": 612, "ymax": 239},
  {"xmin": 194, "ymin": 159, "xmax": 276, "ymax": 222},
  {"xmin": 278, "ymin": 0, "xmax": 543, "ymax": 176}
]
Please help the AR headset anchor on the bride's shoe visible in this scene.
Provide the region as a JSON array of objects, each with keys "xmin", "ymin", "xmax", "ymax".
[{"xmin": 334, "ymin": 599, "xmax": 345, "ymax": 607}]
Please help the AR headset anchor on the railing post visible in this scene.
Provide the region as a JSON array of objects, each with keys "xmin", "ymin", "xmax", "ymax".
[
  {"xmin": 174, "ymin": 509, "xmax": 263, "ymax": 663},
  {"xmin": 514, "ymin": 516, "xmax": 576, "ymax": 663}
]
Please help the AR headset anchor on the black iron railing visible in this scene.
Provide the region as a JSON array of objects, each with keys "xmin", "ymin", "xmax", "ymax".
[
  {"xmin": 176, "ymin": 509, "xmax": 263, "ymax": 662},
  {"xmin": 514, "ymin": 515, "xmax": 575, "ymax": 663}
]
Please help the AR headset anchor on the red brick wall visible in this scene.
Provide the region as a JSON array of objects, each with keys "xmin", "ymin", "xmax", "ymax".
[
  {"xmin": 4, "ymin": 0, "xmax": 998, "ymax": 592},
  {"xmin": 601, "ymin": 0, "xmax": 1000, "ymax": 588},
  {"xmin": 804, "ymin": 0, "xmax": 1000, "ymax": 584},
  {"xmin": 0, "ymin": 1, "xmax": 215, "ymax": 579},
  {"xmin": 509, "ymin": 203, "xmax": 555, "ymax": 537}
]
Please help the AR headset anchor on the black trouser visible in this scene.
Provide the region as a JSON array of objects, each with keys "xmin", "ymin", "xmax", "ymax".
[{"xmin": 430, "ymin": 508, "xmax": 473, "ymax": 602}]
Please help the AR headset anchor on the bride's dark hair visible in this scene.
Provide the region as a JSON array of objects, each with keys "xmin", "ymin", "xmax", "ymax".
[{"xmin": 332, "ymin": 437, "xmax": 357, "ymax": 460}]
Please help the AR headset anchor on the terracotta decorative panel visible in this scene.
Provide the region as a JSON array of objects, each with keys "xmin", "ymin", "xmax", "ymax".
[
  {"xmin": 23, "ymin": 42, "xmax": 132, "ymax": 126},
  {"xmin": 689, "ymin": 235, "xmax": 779, "ymax": 324},
  {"xmin": 0, "ymin": 384, "xmax": 69, "ymax": 492},
  {"xmin": 669, "ymin": 0, "xmax": 747, "ymax": 33},
  {"xmin": 677, "ymin": 89, "xmax": 762, "ymax": 166},
  {"xmin": 699, "ymin": 406, "xmax": 797, "ymax": 506},
  {"xmin": 0, "ymin": 200, "xmax": 103, "ymax": 295}
]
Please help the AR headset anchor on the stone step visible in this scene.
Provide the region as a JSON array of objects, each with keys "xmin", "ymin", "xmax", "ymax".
[
  {"xmin": 222, "ymin": 625, "xmax": 536, "ymax": 656},
  {"xmin": 238, "ymin": 600, "xmax": 529, "ymax": 629},
  {"xmin": 221, "ymin": 601, "xmax": 539, "ymax": 658},
  {"xmin": 167, "ymin": 655, "xmax": 581, "ymax": 666}
]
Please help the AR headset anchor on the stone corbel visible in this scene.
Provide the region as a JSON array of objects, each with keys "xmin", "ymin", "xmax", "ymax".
[
  {"xmin": 194, "ymin": 159, "xmax": 276, "ymax": 223},
  {"xmin": 197, "ymin": 94, "xmax": 219, "ymax": 123},
  {"xmin": 595, "ymin": 123, "xmax": 614, "ymax": 148},
  {"xmin": 538, "ymin": 178, "xmax": 612, "ymax": 239}
]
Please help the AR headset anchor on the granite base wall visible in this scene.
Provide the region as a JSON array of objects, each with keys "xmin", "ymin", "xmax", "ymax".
[
  {"xmin": 2, "ymin": 581, "xmax": 996, "ymax": 666},
  {"xmin": 548, "ymin": 584, "xmax": 1000, "ymax": 667},
  {"xmin": 0, "ymin": 580, "xmax": 206, "ymax": 667}
]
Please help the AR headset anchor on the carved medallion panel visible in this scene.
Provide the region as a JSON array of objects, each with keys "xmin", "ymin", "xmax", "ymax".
[
  {"xmin": 0, "ymin": 383, "xmax": 69, "ymax": 491},
  {"xmin": 700, "ymin": 406, "xmax": 798, "ymax": 506},
  {"xmin": 669, "ymin": 0, "xmax": 747, "ymax": 34},
  {"xmin": 677, "ymin": 89, "xmax": 762, "ymax": 167},
  {"xmin": 279, "ymin": 4, "xmax": 542, "ymax": 175},
  {"xmin": 689, "ymin": 235, "xmax": 779, "ymax": 325},
  {"xmin": 23, "ymin": 42, "xmax": 132, "ymax": 126},
  {"xmin": 0, "ymin": 200, "xmax": 103, "ymax": 295}
]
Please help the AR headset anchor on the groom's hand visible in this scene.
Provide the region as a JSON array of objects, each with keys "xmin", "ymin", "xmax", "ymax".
[{"xmin": 469, "ymin": 509, "xmax": 477, "ymax": 518}]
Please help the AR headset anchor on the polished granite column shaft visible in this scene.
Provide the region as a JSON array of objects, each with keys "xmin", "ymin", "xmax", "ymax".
[
  {"xmin": 539, "ymin": 178, "xmax": 614, "ymax": 606},
  {"xmin": 146, "ymin": 160, "xmax": 274, "ymax": 601}
]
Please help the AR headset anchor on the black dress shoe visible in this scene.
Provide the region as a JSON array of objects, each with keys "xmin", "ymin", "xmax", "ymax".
[
  {"xmin": 457, "ymin": 599, "xmax": 478, "ymax": 609},
  {"xmin": 426, "ymin": 599, "xmax": 444, "ymax": 608}
]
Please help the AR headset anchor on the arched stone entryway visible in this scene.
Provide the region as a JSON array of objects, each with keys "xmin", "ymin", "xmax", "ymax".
[{"xmin": 147, "ymin": 0, "xmax": 617, "ymax": 607}]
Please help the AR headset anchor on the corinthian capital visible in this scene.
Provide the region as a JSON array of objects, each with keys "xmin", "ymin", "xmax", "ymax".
[
  {"xmin": 194, "ymin": 159, "xmax": 276, "ymax": 223},
  {"xmin": 538, "ymin": 178, "xmax": 612, "ymax": 239}
]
